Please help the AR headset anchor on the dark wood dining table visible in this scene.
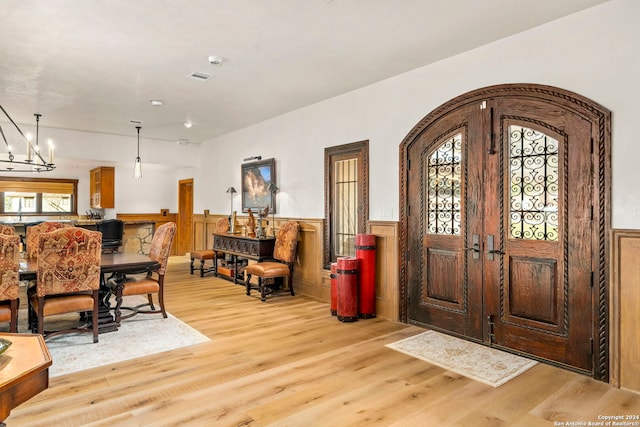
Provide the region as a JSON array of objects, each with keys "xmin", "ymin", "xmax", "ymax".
[{"xmin": 19, "ymin": 252, "xmax": 160, "ymax": 333}]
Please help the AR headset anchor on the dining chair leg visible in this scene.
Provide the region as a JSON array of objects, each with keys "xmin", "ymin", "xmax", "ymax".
[
  {"xmin": 37, "ymin": 297, "xmax": 45, "ymax": 336},
  {"xmin": 289, "ymin": 273, "xmax": 295, "ymax": 296},
  {"xmin": 10, "ymin": 299, "xmax": 18, "ymax": 333},
  {"xmin": 157, "ymin": 287, "xmax": 167, "ymax": 319},
  {"xmin": 27, "ymin": 285, "xmax": 37, "ymax": 332},
  {"xmin": 146, "ymin": 294, "xmax": 156, "ymax": 310},
  {"xmin": 92, "ymin": 290, "xmax": 99, "ymax": 343}
]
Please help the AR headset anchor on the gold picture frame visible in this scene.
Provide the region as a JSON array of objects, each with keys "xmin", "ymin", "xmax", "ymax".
[{"xmin": 241, "ymin": 158, "xmax": 276, "ymax": 213}]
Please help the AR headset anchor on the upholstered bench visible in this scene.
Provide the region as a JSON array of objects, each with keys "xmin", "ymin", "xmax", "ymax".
[{"xmin": 190, "ymin": 249, "xmax": 216, "ymax": 277}]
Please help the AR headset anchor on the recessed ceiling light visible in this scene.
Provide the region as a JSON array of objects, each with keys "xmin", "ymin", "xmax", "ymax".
[
  {"xmin": 208, "ymin": 55, "xmax": 223, "ymax": 65},
  {"xmin": 150, "ymin": 99, "xmax": 164, "ymax": 106},
  {"xmin": 184, "ymin": 121, "xmax": 193, "ymax": 128}
]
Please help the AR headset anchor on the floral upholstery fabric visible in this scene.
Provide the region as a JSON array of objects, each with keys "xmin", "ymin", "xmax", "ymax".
[
  {"xmin": 36, "ymin": 227, "xmax": 102, "ymax": 298},
  {"xmin": 273, "ymin": 221, "xmax": 300, "ymax": 263},
  {"xmin": 0, "ymin": 225, "xmax": 15, "ymax": 235},
  {"xmin": 27, "ymin": 221, "xmax": 71, "ymax": 259},
  {"xmin": 148, "ymin": 222, "xmax": 176, "ymax": 275},
  {"xmin": 0, "ymin": 234, "xmax": 20, "ymax": 301}
]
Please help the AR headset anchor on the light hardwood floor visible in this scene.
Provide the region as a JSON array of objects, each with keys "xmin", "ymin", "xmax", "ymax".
[{"xmin": 7, "ymin": 257, "xmax": 640, "ymax": 426}]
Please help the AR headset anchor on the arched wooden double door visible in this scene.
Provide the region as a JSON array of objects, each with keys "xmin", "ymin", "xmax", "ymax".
[{"xmin": 399, "ymin": 84, "xmax": 610, "ymax": 380}]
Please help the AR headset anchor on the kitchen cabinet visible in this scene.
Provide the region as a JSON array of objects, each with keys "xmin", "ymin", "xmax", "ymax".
[{"xmin": 90, "ymin": 166, "xmax": 115, "ymax": 208}]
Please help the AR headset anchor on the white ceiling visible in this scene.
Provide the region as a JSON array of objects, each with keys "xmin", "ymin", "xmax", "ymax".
[{"xmin": 0, "ymin": 0, "xmax": 608, "ymax": 144}]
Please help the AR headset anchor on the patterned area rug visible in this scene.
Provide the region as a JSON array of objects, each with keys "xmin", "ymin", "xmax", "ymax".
[
  {"xmin": 385, "ymin": 330, "xmax": 537, "ymax": 387},
  {"xmin": 18, "ymin": 296, "xmax": 210, "ymax": 378}
]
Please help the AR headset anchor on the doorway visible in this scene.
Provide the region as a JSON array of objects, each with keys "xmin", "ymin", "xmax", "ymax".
[
  {"xmin": 177, "ymin": 178, "xmax": 194, "ymax": 256},
  {"xmin": 399, "ymin": 84, "xmax": 610, "ymax": 380}
]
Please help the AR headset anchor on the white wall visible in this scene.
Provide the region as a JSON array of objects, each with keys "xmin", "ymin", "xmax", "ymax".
[
  {"xmin": 11, "ymin": 0, "xmax": 638, "ymax": 229},
  {"xmin": 2, "ymin": 125, "xmax": 198, "ymax": 217},
  {"xmin": 194, "ymin": 0, "xmax": 640, "ymax": 229}
]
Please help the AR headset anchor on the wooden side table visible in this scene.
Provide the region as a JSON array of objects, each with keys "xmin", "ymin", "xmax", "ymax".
[
  {"xmin": 0, "ymin": 334, "xmax": 52, "ymax": 426},
  {"xmin": 212, "ymin": 233, "xmax": 275, "ymax": 283}
]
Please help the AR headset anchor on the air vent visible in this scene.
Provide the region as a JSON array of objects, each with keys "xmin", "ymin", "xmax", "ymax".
[
  {"xmin": 128, "ymin": 119, "xmax": 143, "ymax": 125},
  {"xmin": 188, "ymin": 71, "xmax": 213, "ymax": 81}
]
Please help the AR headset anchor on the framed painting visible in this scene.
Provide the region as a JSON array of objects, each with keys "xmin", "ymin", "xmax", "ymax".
[{"xmin": 241, "ymin": 158, "xmax": 276, "ymax": 213}]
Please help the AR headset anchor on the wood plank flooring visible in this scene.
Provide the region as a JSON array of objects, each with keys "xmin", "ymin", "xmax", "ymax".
[{"xmin": 6, "ymin": 256, "xmax": 640, "ymax": 426}]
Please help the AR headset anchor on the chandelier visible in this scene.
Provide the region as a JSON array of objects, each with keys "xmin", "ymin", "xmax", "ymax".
[{"xmin": 0, "ymin": 105, "xmax": 56, "ymax": 172}]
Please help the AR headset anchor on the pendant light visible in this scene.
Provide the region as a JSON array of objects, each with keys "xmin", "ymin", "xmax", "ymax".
[{"xmin": 134, "ymin": 126, "xmax": 142, "ymax": 179}]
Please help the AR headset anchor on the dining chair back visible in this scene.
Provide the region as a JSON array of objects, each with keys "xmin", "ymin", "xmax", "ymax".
[
  {"xmin": 0, "ymin": 234, "xmax": 20, "ymax": 332},
  {"xmin": 30, "ymin": 227, "xmax": 102, "ymax": 342},
  {"xmin": 245, "ymin": 220, "xmax": 300, "ymax": 301},
  {"xmin": 111, "ymin": 222, "xmax": 176, "ymax": 325},
  {"xmin": 0, "ymin": 224, "xmax": 15, "ymax": 235},
  {"xmin": 26, "ymin": 221, "xmax": 70, "ymax": 259}
]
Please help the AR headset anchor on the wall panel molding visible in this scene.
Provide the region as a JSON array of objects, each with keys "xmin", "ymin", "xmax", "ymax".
[
  {"xmin": 191, "ymin": 212, "xmax": 400, "ymax": 321},
  {"xmin": 610, "ymin": 229, "xmax": 640, "ymax": 391}
]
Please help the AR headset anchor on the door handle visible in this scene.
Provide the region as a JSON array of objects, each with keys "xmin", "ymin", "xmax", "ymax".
[
  {"xmin": 486, "ymin": 234, "xmax": 504, "ymax": 261},
  {"xmin": 463, "ymin": 234, "xmax": 480, "ymax": 259}
]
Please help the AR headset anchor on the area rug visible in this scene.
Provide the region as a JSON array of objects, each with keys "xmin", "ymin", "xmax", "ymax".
[
  {"xmin": 385, "ymin": 330, "xmax": 537, "ymax": 387},
  {"xmin": 37, "ymin": 297, "xmax": 211, "ymax": 378}
]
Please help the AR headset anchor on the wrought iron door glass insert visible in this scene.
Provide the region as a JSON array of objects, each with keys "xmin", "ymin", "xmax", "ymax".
[
  {"xmin": 427, "ymin": 133, "xmax": 462, "ymax": 235},
  {"xmin": 508, "ymin": 125, "xmax": 558, "ymax": 241}
]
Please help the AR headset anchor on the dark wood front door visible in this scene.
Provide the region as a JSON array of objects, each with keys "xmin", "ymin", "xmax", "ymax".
[{"xmin": 401, "ymin": 84, "xmax": 611, "ymax": 379}]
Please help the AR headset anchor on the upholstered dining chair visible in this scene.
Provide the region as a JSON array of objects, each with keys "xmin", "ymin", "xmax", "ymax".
[
  {"xmin": 190, "ymin": 217, "xmax": 229, "ymax": 277},
  {"xmin": 0, "ymin": 224, "xmax": 15, "ymax": 235},
  {"xmin": 111, "ymin": 222, "xmax": 176, "ymax": 325},
  {"xmin": 96, "ymin": 219, "xmax": 124, "ymax": 253},
  {"xmin": 26, "ymin": 221, "xmax": 70, "ymax": 259},
  {"xmin": 29, "ymin": 227, "xmax": 102, "ymax": 342},
  {"xmin": 0, "ymin": 234, "xmax": 21, "ymax": 332},
  {"xmin": 245, "ymin": 221, "xmax": 300, "ymax": 301}
]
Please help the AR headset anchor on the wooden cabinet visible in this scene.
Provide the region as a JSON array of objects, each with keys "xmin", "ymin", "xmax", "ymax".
[
  {"xmin": 0, "ymin": 333, "xmax": 52, "ymax": 423},
  {"xmin": 212, "ymin": 233, "xmax": 275, "ymax": 283},
  {"xmin": 90, "ymin": 166, "xmax": 115, "ymax": 208}
]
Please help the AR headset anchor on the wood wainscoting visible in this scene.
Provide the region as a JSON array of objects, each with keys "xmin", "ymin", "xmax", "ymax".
[
  {"xmin": 610, "ymin": 229, "xmax": 640, "ymax": 392},
  {"xmin": 315, "ymin": 220, "xmax": 400, "ymax": 320},
  {"xmin": 191, "ymin": 211, "xmax": 218, "ymax": 253},
  {"xmin": 192, "ymin": 214, "xmax": 326, "ymax": 301},
  {"xmin": 192, "ymin": 214, "xmax": 401, "ymax": 322},
  {"xmin": 367, "ymin": 221, "xmax": 400, "ymax": 321}
]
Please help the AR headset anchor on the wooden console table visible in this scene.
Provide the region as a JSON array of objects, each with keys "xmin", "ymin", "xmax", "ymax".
[
  {"xmin": 0, "ymin": 334, "xmax": 52, "ymax": 426},
  {"xmin": 213, "ymin": 233, "xmax": 275, "ymax": 283}
]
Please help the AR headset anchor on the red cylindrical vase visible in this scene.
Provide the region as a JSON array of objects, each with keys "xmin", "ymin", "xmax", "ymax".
[
  {"xmin": 336, "ymin": 256, "xmax": 359, "ymax": 322},
  {"xmin": 330, "ymin": 262, "xmax": 338, "ymax": 316},
  {"xmin": 355, "ymin": 234, "xmax": 376, "ymax": 318}
]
